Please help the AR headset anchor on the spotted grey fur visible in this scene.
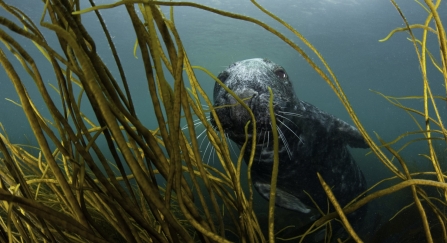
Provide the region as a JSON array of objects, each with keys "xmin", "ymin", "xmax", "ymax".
[{"xmin": 210, "ymin": 58, "xmax": 368, "ymax": 227}]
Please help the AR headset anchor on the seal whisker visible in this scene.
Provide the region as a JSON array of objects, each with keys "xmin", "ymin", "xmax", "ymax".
[
  {"xmin": 196, "ymin": 128, "xmax": 209, "ymax": 144},
  {"xmin": 266, "ymin": 129, "xmax": 270, "ymax": 149},
  {"xmin": 275, "ymin": 114, "xmax": 299, "ymax": 128},
  {"xmin": 278, "ymin": 111, "xmax": 302, "ymax": 118},
  {"xmin": 208, "ymin": 146, "xmax": 216, "ymax": 165},
  {"xmin": 226, "ymin": 133, "xmax": 239, "ymax": 158},
  {"xmin": 277, "ymin": 119, "xmax": 304, "ymax": 145},
  {"xmin": 198, "ymin": 116, "xmax": 211, "ymax": 125},
  {"xmin": 274, "ymin": 123, "xmax": 292, "ymax": 159},
  {"xmin": 257, "ymin": 130, "xmax": 268, "ymax": 162},
  {"xmin": 181, "ymin": 116, "xmax": 210, "ymax": 130},
  {"xmin": 182, "ymin": 118, "xmax": 200, "ymax": 130},
  {"xmin": 202, "ymin": 140, "xmax": 214, "ymax": 164},
  {"xmin": 198, "ymin": 126, "xmax": 214, "ymax": 153}
]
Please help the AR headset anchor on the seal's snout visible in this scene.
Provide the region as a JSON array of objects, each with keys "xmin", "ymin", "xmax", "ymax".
[
  {"xmin": 234, "ymin": 88, "xmax": 258, "ymax": 101},
  {"xmin": 248, "ymin": 93, "xmax": 272, "ymax": 130},
  {"xmin": 231, "ymin": 88, "xmax": 276, "ymax": 131},
  {"xmin": 227, "ymin": 88, "xmax": 259, "ymax": 127}
]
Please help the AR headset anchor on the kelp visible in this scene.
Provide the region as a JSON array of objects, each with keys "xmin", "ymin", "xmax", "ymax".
[{"xmin": 0, "ymin": 0, "xmax": 445, "ymax": 242}]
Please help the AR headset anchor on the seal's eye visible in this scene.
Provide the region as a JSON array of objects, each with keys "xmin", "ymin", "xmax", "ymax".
[
  {"xmin": 274, "ymin": 69, "xmax": 287, "ymax": 79},
  {"xmin": 217, "ymin": 71, "xmax": 230, "ymax": 83}
]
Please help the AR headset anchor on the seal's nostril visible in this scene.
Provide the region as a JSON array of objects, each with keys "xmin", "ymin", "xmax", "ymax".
[
  {"xmin": 248, "ymin": 93, "xmax": 257, "ymax": 109},
  {"xmin": 236, "ymin": 89, "xmax": 257, "ymax": 98}
]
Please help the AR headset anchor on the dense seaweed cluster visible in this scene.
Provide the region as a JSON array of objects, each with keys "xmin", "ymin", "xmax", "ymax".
[{"xmin": 0, "ymin": 0, "xmax": 445, "ymax": 242}]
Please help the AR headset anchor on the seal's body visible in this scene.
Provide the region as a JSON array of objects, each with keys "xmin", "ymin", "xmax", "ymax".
[{"xmin": 211, "ymin": 58, "xmax": 368, "ymax": 226}]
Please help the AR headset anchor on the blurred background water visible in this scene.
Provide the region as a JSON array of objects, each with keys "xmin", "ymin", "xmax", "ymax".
[{"xmin": 0, "ymin": 0, "xmax": 446, "ymax": 240}]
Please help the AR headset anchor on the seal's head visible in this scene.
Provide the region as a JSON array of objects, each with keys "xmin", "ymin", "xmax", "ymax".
[{"xmin": 211, "ymin": 58, "xmax": 299, "ymax": 144}]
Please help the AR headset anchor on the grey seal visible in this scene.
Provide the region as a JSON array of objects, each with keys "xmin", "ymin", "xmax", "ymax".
[{"xmin": 210, "ymin": 58, "xmax": 368, "ymax": 228}]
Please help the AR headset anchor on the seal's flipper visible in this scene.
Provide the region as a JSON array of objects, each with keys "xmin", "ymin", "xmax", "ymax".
[
  {"xmin": 254, "ymin": 181, "xmax": 311, "ymax": 213},
  {"xmin": 300, "ymin": 100, "xmax": 368, "ymax": 149},
  {"xmin": 335, "ymin": 119, "xmax": 369, "ymax": 149}
]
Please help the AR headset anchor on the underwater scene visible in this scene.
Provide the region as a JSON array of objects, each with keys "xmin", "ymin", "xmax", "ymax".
[{"xmin": 0, "ymin": 0, "xmax": 446, "ymax": 242}]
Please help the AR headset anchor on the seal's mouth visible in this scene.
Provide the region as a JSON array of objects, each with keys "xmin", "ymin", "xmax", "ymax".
[{"xmin": 212, "ymin": 89, "xmax": 287, "ymax": 144}]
